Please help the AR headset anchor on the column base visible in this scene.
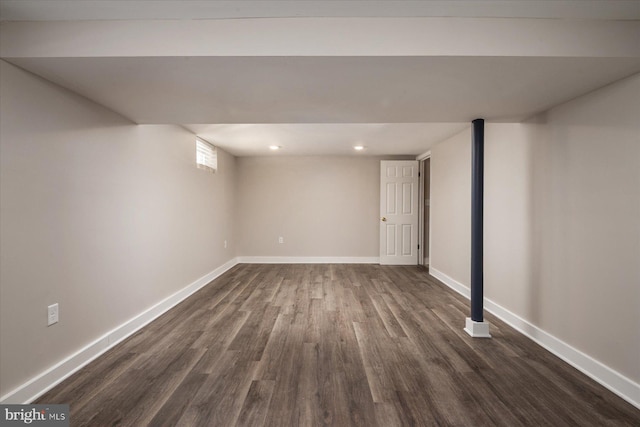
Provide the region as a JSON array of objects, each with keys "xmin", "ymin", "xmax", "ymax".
[{"xmin": 464, "ymin": 317, "xmax": 491, "ymax": 338}]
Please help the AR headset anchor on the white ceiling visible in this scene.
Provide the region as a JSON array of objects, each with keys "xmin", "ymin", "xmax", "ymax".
[
  {"xmin": 1, "ymin": 1, "xmax": 639, "ymax": 156},
  {"xmin": 186, "ymin": 123, "xmax": 470, "ymax": 157},
  {"xmin": 2, "ymin": 0, "xmax": 639, "ymax": 21},
  {"xmin": 9, "ymin": 56, "xmax": 640, "ymax": 125},
  {"xmin": 7, "ymin": 55, "xmax": 640, "ymax": 156}
]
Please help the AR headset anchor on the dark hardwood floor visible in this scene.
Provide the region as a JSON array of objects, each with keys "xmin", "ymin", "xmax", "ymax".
[{"xmin": 37, "ymin": 264, "xmax": 640, "ymax": 426}]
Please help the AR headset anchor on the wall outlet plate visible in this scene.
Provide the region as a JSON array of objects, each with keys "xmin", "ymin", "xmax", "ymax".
[{"xmin": 48, "ymin": 303, "xmax": 59, "ymax": 326}]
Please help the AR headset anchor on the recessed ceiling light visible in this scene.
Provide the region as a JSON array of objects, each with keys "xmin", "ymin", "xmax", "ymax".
[
  {"xmin": 354, "ymin": 145, "xmax": 365, "ymax": 151},
  {"xmin": 269, "ymin": 145, "xmax": 281, "ymax": 151}
]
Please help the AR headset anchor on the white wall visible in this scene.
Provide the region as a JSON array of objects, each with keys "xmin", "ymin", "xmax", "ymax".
[
  {"xmin": 0, "ymin": 61, "xmax": 237, "ymax": 397},
  {"xmin": 430, "ymin": 127, "xmax": 471, "ymax": 284},
  {"xmin": 524, "ymin": 74, "xmax": 640, "ymax": 383},
  {"xmin": 2, "ymin": 53, "xmax": 638, "ymax": 406},
  {"xmin": 430, "ymin": 73, "xmax": 640, "ymax": 390},
  {"xmin": 484, "ymin": 124, "xmax": 535, "ymax": 321},
  {"xmin": 236, "ymin": 156, "xmax": 408, "ymax": 259}
]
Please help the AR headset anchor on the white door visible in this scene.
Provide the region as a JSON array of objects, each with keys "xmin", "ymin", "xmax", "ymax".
[{"xmin": 380, "ymin": 160, "xmax": 419, "ymax": 265}]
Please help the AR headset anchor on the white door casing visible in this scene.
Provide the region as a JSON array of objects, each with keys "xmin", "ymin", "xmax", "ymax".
[{"xmin": 380, "ymin": 160, "xmax": 419, "ymax": 265}]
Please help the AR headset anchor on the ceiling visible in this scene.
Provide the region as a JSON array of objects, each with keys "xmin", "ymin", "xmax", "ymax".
[
  {"xmin": 2, "ymin": 1, "xmax": 639, "ymax": 156},
  {"xmin": 2, "ymin": 0, "xmax": 639, "ymax": 21},
  {"xmin": 10, "ymin": 56, "xmax": 640, "ymax": 125},
  {"xmin": 186, "ymin": 123, "xmax": 470, "ymax": 157}
]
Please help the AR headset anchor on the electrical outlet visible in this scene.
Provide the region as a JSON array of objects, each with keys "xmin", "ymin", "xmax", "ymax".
[
  {"xmin": 224, "ymin": 240, "xmax": 228, "ymax": 249},
  {"xmin": 48, "ymin": 303, "xmax": 59, "ymax": 326},
  {"xmin": 278, "ymin": 236, "xmax": 284, "ymax": 244}
]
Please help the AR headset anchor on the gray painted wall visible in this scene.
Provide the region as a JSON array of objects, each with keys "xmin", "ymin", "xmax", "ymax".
[
  {"xmin": 237, "ymin": 155, "xmax": 409, "ymax": 258},
  {"xmin": 2, "ymin": 56, "xmax": 638, "ymax": 403},
  {"xmin": 430, "ymin": 73, "xmax": 640, "ymax": 383},
  {"xmin": 0, "ymin": 61, "xmax": 238, "ymax": 396}
]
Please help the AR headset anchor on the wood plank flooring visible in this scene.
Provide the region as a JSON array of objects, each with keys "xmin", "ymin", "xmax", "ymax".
[{"xmin": 37, "ymin": 264, "xmax": 640, "ymax": 426}]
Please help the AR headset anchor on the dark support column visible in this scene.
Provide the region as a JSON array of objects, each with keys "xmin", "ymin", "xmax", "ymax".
[
  {"xmin": 465, "ymin": 118, "xmax": 490, "ymax": 337},
  {"xmin": 471, "ymin": 118, "xmax": 484, "ymax": 322}
]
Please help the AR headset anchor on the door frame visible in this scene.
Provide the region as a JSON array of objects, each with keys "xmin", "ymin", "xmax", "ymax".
[{"xmin": 417, "ymin": 151, "xmax": 431, "ymax": 267}]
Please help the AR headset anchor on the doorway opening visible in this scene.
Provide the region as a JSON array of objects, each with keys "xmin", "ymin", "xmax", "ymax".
[{"xmin": 418, "ymin": 156, "xmax": 431, "ymax": 267}]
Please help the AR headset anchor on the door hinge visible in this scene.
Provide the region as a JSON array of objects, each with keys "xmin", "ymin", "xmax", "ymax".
[
  {"xmin": 418, "ymin": 172, "xmax": 421, "ymax": 177},
  {"xmin": 418, "ymin": 244, "xmax": 420, "ymax": 249}
]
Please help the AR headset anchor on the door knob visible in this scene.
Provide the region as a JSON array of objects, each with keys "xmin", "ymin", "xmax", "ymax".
[{"xmin": 381, "ymin": 217, "xmax": 387, "ymax": 222}]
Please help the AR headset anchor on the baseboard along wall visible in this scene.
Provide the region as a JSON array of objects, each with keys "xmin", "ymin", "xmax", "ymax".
[
  {"xmin": 4, "ymin": 259, "xmax": 637, "ymax": 410},
  {"xmin": 429, "ymin": 267, "xmax": 640, "ymax": 410},
  {"xmin": 237, "ymin": 256, "xmax": 380, "ymax": 264},
  {"xmin": 0, "ymin": 258, "xmax": 241, "ymax": 404},
  {"xmin": 1, "ymin": 256, "xmax": 377, "ymax": 403}
]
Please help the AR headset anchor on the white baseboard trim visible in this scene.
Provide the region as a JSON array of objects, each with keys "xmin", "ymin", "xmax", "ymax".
[
  {"xmin": 429, "ymin": 267, "xmax": 640, "ymax": 409},
  {"xmin": 0, "ymin": 257, "xmax": 240, "ymax": 404},
  {"xmin": 429, "ymin": 267, "xmax": 470, "ymax": 299},
  {"xmin": 237, "ymin": 256, "xmax": 380, "ymax": 264}
]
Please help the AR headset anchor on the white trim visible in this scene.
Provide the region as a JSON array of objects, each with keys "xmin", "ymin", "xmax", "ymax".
[
  {"xmin": 416, "ymin": 150, "xmax": 431, "ymax": 161},
  {"xmin": 237, "ymin": 256, "xmax": 379, "ymax": 264},
  {"xmin": 483, "ymin": 298, "xmax": 640, "ymax": 409},
  {"xmin": 429, "ymin": 266, "xmax": 640, "ymax": 409},
  {"xmin": 7, "ymin": 258, "xmax": 636, "ymax": 408},
  {"xmin": 418, "ymin": 160, "xmax": 423, "ymax": 265},
  {"xmin": 417, "ymin": 155, "xmax": 431, "ymax": 270},
  {"xmin": 429, "ymin": 267, "xmax": 470, "ymax": 298},
  {"xmin": 418, "ymin": 160, "xmax": 425, "ymax": 266},
  {"xmin": 0, "ymin": 257, "xmax": 240, "ymax": 404}
]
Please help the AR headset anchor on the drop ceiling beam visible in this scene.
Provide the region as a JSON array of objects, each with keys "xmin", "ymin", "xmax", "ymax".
[{"xmin": 2, "ymin": 17, "xmax": 639, "ymax": 59}]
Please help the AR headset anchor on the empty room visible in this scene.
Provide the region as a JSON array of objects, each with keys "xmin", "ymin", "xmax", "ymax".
[{"xmin": 1, "ymin": 1, "xmax": 639, "ymax": 425}]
